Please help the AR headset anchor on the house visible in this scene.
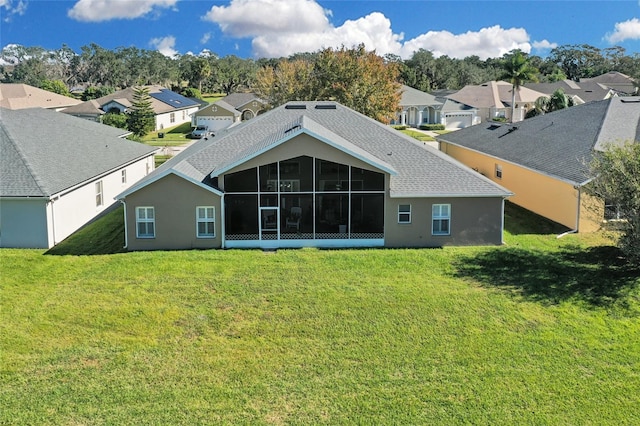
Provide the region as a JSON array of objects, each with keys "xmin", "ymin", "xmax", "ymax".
[
  {"xmin": 395, "ymin": 85, "xmax": 479, "ymax": 130},
  {"xmin": 190, "ymin": 100, "xmax": 241, "ymax": 132},
  {"xmin": 117, "ymin": 101, "xmax": 511, "ymax": 251},
  {"xmin": 526, "ymin": 79, "xmax": 616, "ymax": 104},
  {"xmin": 582, "ymin": 71, "xmax": 637, "ymax": 96},
  {"xmin": 447, "ymin": 81, "xmax": 548, "ymax": 123},
  {"xmin": 190, "ymin": 92, "xmax": 268, "ymax": 132},
  {"xmin": 437, "ymin": 97, "xmax": 640, "ymax": 233},
  {"xmin": 62, "ymin": 85, "xmax": 200, "ymax": 131},
  {"xmin": 0, "ymin": 83, "xmax": 82, "ymax": 111},
  {"xmin": 0, "ymin": 107, "xmax": 157, "ymax": 248}
]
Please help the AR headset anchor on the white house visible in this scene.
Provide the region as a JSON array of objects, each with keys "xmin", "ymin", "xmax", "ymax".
[{"xmin": 1, "ymin": 107, "xmax": 158, "ymax": 248}]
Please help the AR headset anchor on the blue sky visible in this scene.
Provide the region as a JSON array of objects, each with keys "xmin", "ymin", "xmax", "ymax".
[{"xmin": 1, "ymin": 0, "xmax": 640, "ymax": 60}]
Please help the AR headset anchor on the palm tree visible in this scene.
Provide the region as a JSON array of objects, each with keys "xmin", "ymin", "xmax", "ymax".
[
  {"xmin": 502, "ymin": 50, "xmax": 539, "ymax": 122},
  {"xmin": 527, "ymin": 88, "xmax": 575, "ymax": 118}
]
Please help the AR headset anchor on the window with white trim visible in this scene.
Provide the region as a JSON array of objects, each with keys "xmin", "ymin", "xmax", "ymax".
[
  {"xmin": 432, "ymin": 204, "xmax": 450, "ymax": 236},
  {"xmin": 398, "ymin": 204, "xmax": 411, "ymax": 223},
  {"xmin": 196, "ymin": 206, "xmax": 215, "ymax": 238},
  {"xmin": 95, "ymin": 180, "xmax": 103, "ymax": 207},
  {"xmin": 136, "ymin": 207, "xmax": 155, "ymax": 238},
  {"xmin": 495, "ymin": 164, "xmax": 503, "ymax": 179},
  {"xmin": 170, "ymin": 112, "xmax": 175, "ymax": 123},
  {"xmin": 121, "ymin": 169, "xmax": 127, "ymax": 185}
]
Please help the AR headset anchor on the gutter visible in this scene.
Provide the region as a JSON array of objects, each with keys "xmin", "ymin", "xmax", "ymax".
[{"xmin": 220, "ymin": 193, "xmax": 226, "ymax": 249}]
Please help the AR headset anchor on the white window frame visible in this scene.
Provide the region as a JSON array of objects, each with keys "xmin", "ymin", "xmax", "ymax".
[
  {"xmin": 196, "ymin": 206, "xmax": 215, "ymax": 238},
  {"xmin": 95, "ymin": 180, "xmax": 103, "ymax": 207},
  {"xmin": 432, "ymin": 204, "xmax": 451, "ymax": 236},
  {"xmin": 121, "ymin": 169, "xmax": 127, "ymax": 185},
  {"xmin": 398, "ymin": 204, "xmax": 411, "ymax": 224},
  {"xmin": 495, "ymin": 164, "xmax": 503, "ymax": 179},
  {"xmin": 170, "ymin": 112, "xmax": 175, "ymax": 123},
  {"xmin": 136, "ymin": 206, "xmax": 155, "ymax": 238}
]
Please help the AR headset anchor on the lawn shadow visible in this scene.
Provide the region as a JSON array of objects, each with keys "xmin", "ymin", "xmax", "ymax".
[
  {"xmin": 45, "ymin": 204, "xmax": 126, "ymax": 256},
  {"xmin": 453, "ymin": 244, "xmax": 639, "ymax": 308},
  {"xmin": 504, "ymin": 201, "xmax": 570, "ymax": 235}
]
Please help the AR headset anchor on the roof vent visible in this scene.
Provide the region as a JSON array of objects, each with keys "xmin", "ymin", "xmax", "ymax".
[
  {"xmin": 315, "ymin": 104, "xmax": 337, "ymax": 109},
  {"xmin": 285, "ymin": 104, "xmax": 307, "ymax": 109},
  {"xmin": 284, "ymin": 124, "xmax": 301, "ymax": 133},
  {"xmin": 621, "ymin": 98, "xmax": 640, "ymax": 103}
]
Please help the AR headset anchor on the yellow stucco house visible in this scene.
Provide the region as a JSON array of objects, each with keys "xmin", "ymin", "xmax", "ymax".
[{"xmin": 438, "ymin": 97, "xmax": 640, "ymax": 233}]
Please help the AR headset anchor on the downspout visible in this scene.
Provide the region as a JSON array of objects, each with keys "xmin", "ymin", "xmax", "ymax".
[
  {"xmin": 220, "ymin": 193, "xmax": 226, "ymax": 249},
  {"xmin": 501, "ymin": 197, "xmax": 506, "ymax": 245},
  {"xmin": 50, "ymin": 197, "xmax": 57, "ymax": 246},
  {"xmin": 557, "ymin": 186, "xmax": 580, "ymax": 238},
  {"xmin": 121, "ymin": 199, "xmax": 128, "ymax": 249}
]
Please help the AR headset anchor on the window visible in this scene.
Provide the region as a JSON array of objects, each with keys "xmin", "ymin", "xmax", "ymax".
[
  {"xmin": 121, "ymin": 169, "xmax": 127, "ymax": 185},
  {"xmin": 95, "ymin": 181, "xmax": 103, "ymax": 207},
  {"xmin": 398, "ymin": 204, "xmax": 411, "ymax": 223},
  {"xmin": 432, "ymin": 204, "xmax": 450, "ymax": 235},
  {"xmin": 196, "ymin": 206, "xmax": 215, "ymax": 238},
  {"xmin": 495, "ymin": 164, "xmax": 503, "ymax": 179},
  {"xmin": 170, "ymin": 112, "xmax": 175, "ymax": 123},
  {"xmin": 136, "ymin": 207, "xmax": 155, "ymax": 238}
]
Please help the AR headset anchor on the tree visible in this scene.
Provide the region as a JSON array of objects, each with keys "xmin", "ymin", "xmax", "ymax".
[
  {"xmin": 40, "ymin": 79, "xmax": 71, "ymax": 97},
  {"xmin": 127, "ymin": 86, "xmax": 155, "ymax": 137},
  {"xmin": 501, "ymin": 50, "xmax": 539, "ymax": 123},
  {"xmin": 102, "ymin": 112, "xmax": 128, "ymax": 129},
  {"xmin": 526, "ymin": 88, "xmax": 575, "ymax": 118},
  {"xmin": 586, "ymin": 142, "xmax": 640, "ymax": 264},
  {"xmin": 254, "ymin": 59, "xmax": 314, "ymax": 106}
]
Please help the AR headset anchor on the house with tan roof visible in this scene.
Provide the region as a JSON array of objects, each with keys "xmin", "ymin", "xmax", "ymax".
[
  {"xmin": 62, "ymin": 85, "xmax": 200, "ymax": 131},
  {"xmin": 0, "ymin": 83, "xmax": 82, "ymax": 111},
  {"xmin": 447, "ymin": 81, "xmax": 548, "ymax": 123},
  {"xmin": 117, "ymin": 101, "xmax": 511, "ymax": 251}
]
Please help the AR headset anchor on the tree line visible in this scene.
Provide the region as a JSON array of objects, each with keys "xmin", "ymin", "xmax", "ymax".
[{"xmin": 2, "ymin": 42, "xmax": 638, "ymax": 99}]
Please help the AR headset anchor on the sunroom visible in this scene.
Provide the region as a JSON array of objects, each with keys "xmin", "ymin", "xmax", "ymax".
[{"xmin": 222, "ymin": 155, "xmax": 386, "ymax": 248}]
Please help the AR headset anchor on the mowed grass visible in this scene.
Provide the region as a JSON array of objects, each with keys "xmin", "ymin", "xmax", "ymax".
[{"xmin": 1, "ymin": 206, "xmax": 639, "ymax": 424}]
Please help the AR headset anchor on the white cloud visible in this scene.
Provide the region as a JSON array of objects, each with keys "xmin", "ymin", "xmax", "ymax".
[
  {"xmin": 203, "ymin": 0, "xmax": 534, "ymax": 60},
  {"xmin": 203, "ymin": 0, "xmax": 330, "ymax": 37},
  {"xmin": 1, "ymin": 0, "xmax": 27, "ymax": 22},
  {"xmin": 200, "ymin": 32, "xmax": 211, "ymax": 45},
  {"xmin": 150, "ymin": 36, "xmax": 178, "ymax": 57},
  {"xmin": 605, "ymin": 18, "xmax": 640, "ymax": 43},
  {"xmin": 532, "ymin": 39, "xmax": 558, "ymax": 51},
  {"xmin": 68, "ymin": 0, "xmax": 177, "ymax": 22},
  {"xmin": 400, "ymin": 25, "xmax": 531, "ymax": 60}
]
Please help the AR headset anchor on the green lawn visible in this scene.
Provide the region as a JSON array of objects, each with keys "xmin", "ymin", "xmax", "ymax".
[
  {"xmin": 400, "ymin": 128, "xmax": 435, "ymax": 142},
  {"xmin": 1, "ymin": 205, "xmax": 639, "ymax": 424}
]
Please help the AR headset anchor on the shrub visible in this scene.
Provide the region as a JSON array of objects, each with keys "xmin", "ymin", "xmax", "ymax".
[
  {"xmin": 419, "ymin": 124, "xmax": 445, "ymax": 131},
  {"xmin": 391, "ymin": 125, "xmax": 408, "ymax": 130}
]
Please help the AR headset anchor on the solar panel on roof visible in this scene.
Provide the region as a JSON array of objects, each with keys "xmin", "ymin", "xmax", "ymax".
[{"xmin": 150, "ymin": 89, "xmax": 199, "ymax": 109}]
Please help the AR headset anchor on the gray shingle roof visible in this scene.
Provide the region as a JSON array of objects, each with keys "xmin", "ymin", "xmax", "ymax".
[
  {"xmin": 123, "ymin": 102, "xmax": 510, "ymax": 199},
  {"xmin": 221, "ymin": 93, "xmax": 266, "ymax": 109},
  {"xmin": 1, "ymin": 107, "xmax": 157, "ymax": 197},
  {"xmin": 437, "ymin": 98, "xmax": 640, "ymax": 186}
]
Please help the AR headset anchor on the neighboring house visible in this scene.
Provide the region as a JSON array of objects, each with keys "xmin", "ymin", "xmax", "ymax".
[
  {"xmin": 190, "ymin": 92, "xmax": 268, "ymax": 132},
  {"xmin": 62, "ymin": 85, "xmax": 200, "ymax": 131},
  {"xmin": 447, "ymin": 81, "xmax": 548, "ymax": 123},
  {"xmin": 582, "ymin": 71, "xmax": 638, "ymax": 96},
  {"xmin": 221, "ymin": 92, "xmax": 267, "ymax": 121},
  {"xmin": 527, "ymin": 79, "xmax": 616, "ymax": 104},
  {"xmin": 437, "ymin": 97, "xmax": 640, "ymax": 233},
  {"xmin": 0, "ymin": 83, "xmax": 82, "ymax": 111},
  {"xmin": 117, "ymin": 101, "xmax": 511, "ymax": 251},
  {"xmin": 395, "ymin": 85, "xmax": 479, "ymax": 130},
  {"xmin": 190, "ymin": 100, "xmax": 241, "ymax": 132},
  {"xmin": 0, "ymin": 107, "xmax": 157, "ymax": 248}
]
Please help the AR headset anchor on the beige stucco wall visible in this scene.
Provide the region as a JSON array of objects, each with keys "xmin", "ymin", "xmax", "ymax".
[
  {"xmin": 440, "ymin": 142, "xmax": 602, "ymax": 232},
  {"xmin": 385, "ymin": 196, "xmax": 504, "ymax": 247},
  {"xmin": 194, "ymin": 104, "xmax": 236, "ymax": 119},
  {"xmin": 124, "ymin": 173, "xmax": 222, "ymax": 251},
  {"xmin": 221, "ymin": 133, "xmax": 383, "ymax": 182}
]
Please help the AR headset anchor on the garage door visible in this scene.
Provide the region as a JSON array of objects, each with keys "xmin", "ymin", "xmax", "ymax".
[
  {"xmin": 445, "ymin": 113, "xmax": 472, "ymax": 129},
  {"xmin": 197, "ymin": 116, "xmax": 234, "ymax": 132}
]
